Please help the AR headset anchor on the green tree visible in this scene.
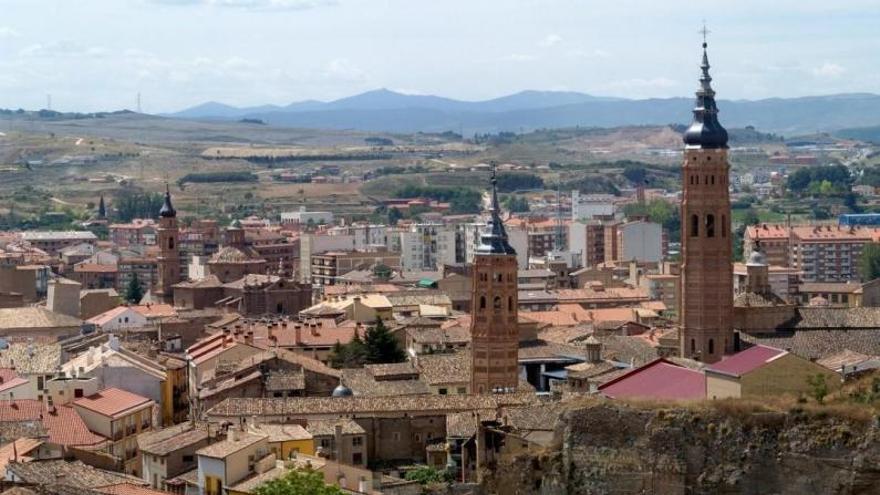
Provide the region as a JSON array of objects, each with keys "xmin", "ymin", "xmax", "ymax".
[
  {"xmin": 807, "ymin": 373, "xmax": 829, "ymax": 404},
  {"xmin": 364, "ymin": 318, "xmax": 405, "ymax": 364},
  {"xmin": 328, "ymin": 333, "xmax": 368, "ymax": 369},
  {"xmin": 253, "ymin": 468, "xmax": 344, "ymax": 495},
  {"xmin": 404, "ymin": 465, "xmax": 452, "ymax": 485},
  {"xmin": 124, "ymin": 273, "xmax": 144, "ymax": 304},
  {"xmin": 860, "ymin": 243, "xmax": 880, "ymax": 281}
]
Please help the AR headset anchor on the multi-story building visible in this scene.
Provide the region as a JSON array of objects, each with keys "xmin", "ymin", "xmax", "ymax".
[
  {"xmin": 789, "ymin": 225, "xmax": 876, "ymax": 283},
  {"xmin": 197, "ymin": 429, "xmax": 271, "ymax": 495},
  {"xmin": 641, "ymin": 273, "xmax": 681, "ymax": 321},
  {"xmin": 310, "ymin": 250, "xmax": 401, "ymax": 286},
  {"xmin": 570, "ymin": 191, "xmax": 616, "ymax": 221},
  {"xmin": 298, "ymin": 233, "xmax": 358, "ymax": 283},
  {"xmin": 247, "ymin": 231, "xmax": 299, "ymax": 277},
  {"xmin": 109, "ymin": 219, "xmax": 158, "ymax": 248},
  {"xmin": 118, "ymin": 256, "xmax": 158, "ymax": 294},
  {"xmin": 140, "ymin": 422, "xmax": 212, "ymax": 490},
  {"xmin": 744, "ymin": 224, "xmax": 791, "ymax": 267},
  {"xmin": 280, "ymin": 207, "xmax": 334, "ymax": 226},
  {"xmin": 20, "ymin": 231, "xmax": 97, "ymax": 257},
  {"xmin": 616, "ymin": 220, "xmax": 664, "ymax": 263},
  {"xmin": 72, "ymin": 387, "xmax": 155, "ymax": 475},
  {"xmin": 399, "ymin": 223, "xmax": 455, "ymax": 271}
]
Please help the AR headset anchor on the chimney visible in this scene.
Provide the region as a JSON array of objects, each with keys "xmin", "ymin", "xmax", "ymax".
[{"xmin": 334, "ymin": 423, "xmax": 343, "ymax": 461}]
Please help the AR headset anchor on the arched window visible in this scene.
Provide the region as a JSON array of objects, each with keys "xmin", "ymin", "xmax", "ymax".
[
  {"xmin": 721, "ymin": 215, "xmax": 727, "ymax": 237},
  {"xmin": 276, "ymin": 303, "xmax": 283, "ymax": 314},
  {"xmin": 168, "ymin": 237, "xmax": 175, "ymax": 250},
  {"xmin": 706, "ymin": 214, "xmax": 715, "ymax": 238},
  {"xmin": 710, "ymin": 175, "xmax": 715, "ymax": 185},
  {"xmin": 690, "ymin": 214, "xmax": 699, "ymax": 237},
  {"xmin": 508, "ymin": 297, "xmax": 513, "ymax": 311},
  {"xmin": 479, "ymin": 296, "xmax": 486, "ymax": 310},
  {"xmin": 690, "ymin": 339, "xmax": 696, "ymax": 354},
  {"xmin": 708, "ymin": 339, "xmax": 715, "ymax": 355},
  {"xmin": 493, "ymin": 296, "xmax": 501, "ymax": 310}
]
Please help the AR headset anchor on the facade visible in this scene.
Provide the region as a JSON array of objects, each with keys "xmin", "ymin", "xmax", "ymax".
[
  {"xmin": 616, "ymin": 220, "xmax": 663, "ymax": 263},
  {"xmin": 19, "ymin": 231, "xmax": 97, "ymax": 256},
  {"xmin": 110, "ymin": 219, "xmax": 158, "ymax": 247},
  {"xmin": 399, "ymin": 223, "xmax": 456, "ymax": 271},
  {"xmin": 470, "ymin": 167, "xmax": 520, "ymax": 394},
  {"xmin": 139, "ymin": 422, "xmax": 212, "ymax": 490},
  {"xmin": 570, "ymin": 192, "xmax": 616, "ymax": 221},
  {"xmin": 280, "ymin": 207, "xmax": 334, "ymax": 226},
  {"xmin": 789, "ymin": 225, "xmax": 874, "ymax": 282},
  {"xmin": 744, "ymin": 224, "xmax": 791, "ymax": 267},
  {"xmin": 155, "ymin": 187, "xmax": 181, "ymax": 304},
  {"xmin": 679, "ymin": 41, "xmax": 734, "ymax": 363},
  {"xmin": 310, "ymin": 250, "xmax": 401, "ymax": 286}
]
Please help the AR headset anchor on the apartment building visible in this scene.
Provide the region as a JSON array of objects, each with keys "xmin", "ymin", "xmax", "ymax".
[
  {"xmin": 109, "ymin": 219, "xmax": 158, "ymax": 247},
  {"xmin": 310, "ymin": 250, "xmax": 401, "ymax": 286},
  {"xmin": 20, "ymin": 231, "xmax": 97, "ymax": 257},
  {"xmin": 399, "ymin": 223, "xmax": 455, "ymax": 271},
  {"xmin": 744, "ymin": 224, "xmax": 792, "ymax": 267},
  {"xmin": 789, "ymin": 225, "xmax": 877, "ymax": 282}
]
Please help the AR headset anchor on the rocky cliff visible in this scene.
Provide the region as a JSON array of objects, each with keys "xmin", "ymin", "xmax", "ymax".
[{"xmin": 481, "ymin": 401, "xmax": 880, "ymax": 495}]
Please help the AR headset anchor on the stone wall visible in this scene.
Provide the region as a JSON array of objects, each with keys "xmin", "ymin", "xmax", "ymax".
[{"xmin": 479, "ymin": 402, "xmax": 880, "ymax": 495}]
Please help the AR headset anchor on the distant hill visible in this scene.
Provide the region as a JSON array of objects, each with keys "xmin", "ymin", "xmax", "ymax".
[
  {"xmin": 166, "ymin": 90, "xmax": 880, "ymax": 136},
  {"xmin": 835, "ymin": 125, "xmax": 880, "ymax": 144}
]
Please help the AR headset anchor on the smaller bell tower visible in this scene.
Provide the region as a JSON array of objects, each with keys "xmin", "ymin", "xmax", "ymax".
[{"xmin": 155, "ymin": 185, "xmax": 180, "ymax": 304}]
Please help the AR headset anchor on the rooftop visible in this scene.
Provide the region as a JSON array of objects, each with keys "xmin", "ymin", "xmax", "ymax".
[
  {"xmin": 0, "ymin": 307, "xmax": 82, "ymax": 330},
  {"xmin": 5, "ymin": 460, "xmax": 142, "ymax": 489},
  {"xmin": 305, "ymin": 419, "xmax": 365, "ymax": 436},
  {"xmin": 707, "ymin": 345, "xmax": 787, "ymax": 377},
  {"xmin": 196, "ymin": 431, "xmax": 266, "ymax": 459},
  {"xmin": 138, "ymin": 423, "xmax": 211, "ymax": 456},
  {"xmin": 599, "ymin": 358, "xmax": 705, "ymax": 401},
  {"xmin": 73, "ymin": 387, "xmax": 153, "ymax": 419}
]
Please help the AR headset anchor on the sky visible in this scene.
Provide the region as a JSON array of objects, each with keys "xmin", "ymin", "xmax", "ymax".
[{"xmin": 0, "ymin": 0, "xmax": 878, "ymax": 113}]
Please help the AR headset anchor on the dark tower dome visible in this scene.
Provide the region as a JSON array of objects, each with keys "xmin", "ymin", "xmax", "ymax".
[
  {"xmin": 331, "ymin": 383, "xmax": 353, "ymax": 397},
  {"xmin": 159, "ymin": 185, "xmax": 177, "ymax": 218},
  {"xmin": 683, "ymin": 41, "xmax": 728, "ymax": 150},
  {"xmin": 477, "ymin": 163, "xmax": 516, "ymax": 256}
]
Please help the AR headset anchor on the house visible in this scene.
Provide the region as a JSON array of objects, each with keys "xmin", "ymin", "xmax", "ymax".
[
  {"xmin": 196, "ymin": 430, "xmax": 270, "ymax": 495},
  {"xmin": 0, "ymin": 400, "xmax": 108, "ymax": 456},
  {"xmin": 303, "ymin": 419, "xmax": 367, "ymax": 467},
  {"xmin": 0, "ymin": 342, "xmax": 63, "ymax": 400},
  {"xmin": 88, "ymin": 307, "xmax": 150, "ymax": 332},
  {"xmin": 598, "ymin": 358, "xmax": 706, "ymax": 401},
  {"xmin": 139, "ymin": 423, "xmax": 213, "ymax": 490},
  {"xmin": 4, "ymin": 459, "xmax": 145, "ymax": 489},
  {"xmin": 705, "ymin": 344, "xmax": 840, "ymax": 399},
  {"xmin": 246, "ymin": 424, "xmax": 314, "ymax": 461},
  {"xmin": 73, "ymin": 388, "xmax": 156, "ymax": 475}
]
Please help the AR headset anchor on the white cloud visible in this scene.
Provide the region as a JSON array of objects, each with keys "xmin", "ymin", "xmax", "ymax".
[
  {"xmin": 149, "ymin": 0, "xmax": 337, "ymax": 10},
  {"xmin": 0, "ymin": 27, "xmax": 21, "ymax": 39},
  {"xmin": 811, "ymin": 62, "xmax": 845, "ymax": 78},
  {"xmin": 500, "ymin": 53, "xmax": 536, "ymax": 62},
  {"xmin": 567, "ymin": 48, "xmax": 610, "ymax": 59},
  {"xmin": 538, "ymin": 34, "xmax": 563, "ymax": 48},
  {"xmin": 19, "ymin": 41, "xmax": 108, "ymax": 59},
  {"xmin": 322, "ymin": 58, "xmax": 367, "ymax": 82}
]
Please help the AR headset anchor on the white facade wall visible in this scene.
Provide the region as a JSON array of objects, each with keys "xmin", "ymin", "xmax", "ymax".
[
  {"xmin": 619, "ymin": 221, "xmax": 663, "ymax": 263},
  {"xmin": 571, "ymin": 191, "xmax": 615, "ymax": 221},
  {"xmin": 399, "ymin": 224, "xmax": 455, "ymax": 271}
]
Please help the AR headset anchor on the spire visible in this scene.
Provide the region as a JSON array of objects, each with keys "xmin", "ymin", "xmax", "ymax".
[
  {"xmin": 683, "ymin": 29, "xmax": 728, "ymax": 150},
  {"xmin": 159, "ymin": 184, "xmax": 176, "ymax": 218},
  {"xmin": 477, "ymin": 163, "xmax": 516, "ymax": 255},
  {"xmin": 97, "ymin": 194, "xmax": 106, "ymax": 219}
]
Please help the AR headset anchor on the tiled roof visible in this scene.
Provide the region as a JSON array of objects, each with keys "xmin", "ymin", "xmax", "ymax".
[
  {"xmin": 95, "ymin": 484, "xmax": 174, "ymax": 495},
  {"xmin": 341, "ymin": 368, "xmax": 430, "ymax": 397},
  {"xmin": 0, "ymin": 307, "xmax": 82, "ymax": 329},
  {"xmin": 742, "ymin": 329, "xmax": 880, "ymax": 360},
  {"xmin": 196, "ymin": 431, "xmax": 266, "ymax": 459},
  {"xmin": 87, "ymin": 307, "xmax": 138, "ymax": 327},
  {"xmin": 599, "ymin": 358, "xmax": 706, "ymax": 401},
  {"xmin": 264, "ymin": 370, "xmax": 305, "ymax": 392},
  {"xmin": 565, "ymin": 360, "xmax": 618, "ymax": 379},
  {"xmin": 131, "ymin": 304, "xmax": 177, "ymax": 319},
  {"xmin": 138, "ymin": 423, "xmax": 211, "ymax": 456},
  {"xmin": 208, "ymin": 394, "xmax": 536, "ymax": 418},
  {"xmin": 407, "ymin": 325, "xmax": 471, "ymax": 345},
  {"xmin": 0, "ymin": 438, "xmax": 42, "ymax": 474},
  {"xmin": 789, "ymin": 307, "xmax": 880, "ymax": 329},
  {"xmin": 502, "ymin": 403, "xmax": 565, "ymax": 432},
  {"xmin": 595, "ymin": 335, "xmax": 659, "ymax": 366},
  {"xmin": 733, "ymin": 291, "xmax": 789, "ymax": 307},
  {"xmin": 5, "ymin": 460, "xmax": 143, "ymax": 488},
  {"xmin": 446, "ymin": 412, "xmax": 478, "ymax": 438},
  {"xmin": 798, "ymin": 282, "xmax": 862, "ymax": 294},
  {"xmin": 417, "ymin": 351, "xmax": 471, "ymax": 385},
  {"xmin": 74, "ymin": 264, "xmax": 118, "ymax": 273},
  {"xmin": 0, "ymin": 343, "xmax": 62, "ymax": 376},
  {"xmin": 305, "ymin": 419, "xmax": 365, "ymax": 436},
  {"xmin": 517, "ymin": 341, "xmax": 584, "ymax": 363},
  {"xmin": 73, "ymin": 388, "xmax": 153, "ymax": 419},
  {"xmin": 0, "ymin": 421, "xmax": 48, "ymax": 444},
  {"xmin": 0, "ymin": 401, "xmax": 104, "ymax": 447},
  {"xmin": 247, "ymin": 423, "xmax": 312, "ymax": 442},
  {"xmin": 816, "ymin": 349, "xmax": 876, "ymax": 371},
  {"xmin": 707, "ymin": 345, "xmax": 787, "ymax": 377}
]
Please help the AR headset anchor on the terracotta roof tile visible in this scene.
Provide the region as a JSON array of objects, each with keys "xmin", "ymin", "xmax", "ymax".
[{"xmin": 73, "ymin": 388, "xmax": 153, "ymax": 419}]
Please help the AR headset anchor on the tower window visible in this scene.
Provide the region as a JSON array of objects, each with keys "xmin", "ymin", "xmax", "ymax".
[
  {"xmin": 690, "ymin": 214, "xmax": 699, "ymax": 237},
  {"xmin": 706, "ymin": 214, "xmax": 715, "ymax": 238},
  {"xmin": 479, "ymin": 296, "xmax": 486, "ymax": 310},
  {"xmin": 493, "ymin": 296, "xmax": 501, "ymax": 311},
  {"xmin": 691, "ymin": 339, "xmax": 696, "ymax": 354},
  {"xmin": 710, "ymin": 175, "xmax": 715, "ymax": 185},
  {"xmin": 168, "ymin": 238, "xmax": 174, "ymax": 250},
  {"xmin": 721, "ymin": 215, "xmax": 727, "ymax": 237},
  {"xmin": 708, "ymin": 339, "xmax": 715, "ymax": 355},
  {"xmin": 508, "ymin": 297, "xmax": 513, "ymax": 311}
]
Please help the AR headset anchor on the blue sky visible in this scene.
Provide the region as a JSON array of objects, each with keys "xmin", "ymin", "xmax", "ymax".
[{"xmin": 0, "ymin": 0, "xmax": 877, "ymax": 112}]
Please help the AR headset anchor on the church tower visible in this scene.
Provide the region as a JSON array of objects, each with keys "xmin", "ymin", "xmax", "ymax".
[
  {"xmin": 155, "ymin": 185, "xmax": 180, "ymax": 304},
  {"xmin": 680, "ymin": 38, "xmax": 734, "ymax": 363},
  {"xmin": 470, "ymin": 164, "xmax": 519, "ymax": 394}
]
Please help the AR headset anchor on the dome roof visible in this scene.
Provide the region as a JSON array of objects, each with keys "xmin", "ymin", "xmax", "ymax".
[
  {"xmin": 683, "ymin": 42, "xmax": 728, "ymax": 150},
  {"xmin": 746, "ymin": 249, "xmax": 767, "ymax": 267},
  {"xmin": 331, "ymin": 383, "xmax": 353, "ymax": 398},
  {"xmin": 159, "ymin": 186, "xmax": 176, "ymax": 218}
]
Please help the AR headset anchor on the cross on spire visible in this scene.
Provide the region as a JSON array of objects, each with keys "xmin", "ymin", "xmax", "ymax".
[{"xmin": 699, "ymin": 21, "xmax": 711, "ymax": 47}]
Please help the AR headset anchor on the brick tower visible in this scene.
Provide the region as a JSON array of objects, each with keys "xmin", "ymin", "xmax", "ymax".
[
  {"xmin": 155, "ymin": 185, "xmax": 180, "ymax": 304},
  {"xmin": 470, "ymin": 164, "xmax": 519, "ymax": 394},
  {"xmin": 680, "ymin": 39, "xmax": 734, "ymax": 363}
]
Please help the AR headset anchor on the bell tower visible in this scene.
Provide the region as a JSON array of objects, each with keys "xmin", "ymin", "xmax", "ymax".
[
  {"xmin": 470, "ymin": 164, "xmax": 520, "ymax": 394},
  {"xmin": 155, "ymin": 185, "xmax": 180, "ymax": 304},
  {"xmin": 680, "ymin": 37, "xmax": 734, "ymax": 363}
]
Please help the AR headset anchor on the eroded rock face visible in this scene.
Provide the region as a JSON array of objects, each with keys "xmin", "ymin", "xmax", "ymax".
[{"xmin": 481, "ymin": 403, "xmax": 880, "ymax": 495}]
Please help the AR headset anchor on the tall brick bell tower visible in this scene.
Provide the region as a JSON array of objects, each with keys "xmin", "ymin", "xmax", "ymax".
[
  {"xmin": 680, "ymin": 38, "xmax": 734, "ymax": 363},
  {"xmin": 155, "ymin": 185, "xmax": 180, "ymax": 304},
  {"xmin": 470, "ymin": 164, "xmax": 520, "ymax": 394}
]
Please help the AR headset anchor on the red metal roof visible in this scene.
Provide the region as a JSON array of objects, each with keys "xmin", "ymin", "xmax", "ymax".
[
  {"xmin": 599, "ymin": 358, "xmax": 706, "ymax": 401},
  {"xmin": 707, "ymin": 345, "xmax": 786, "ymax": 377}
]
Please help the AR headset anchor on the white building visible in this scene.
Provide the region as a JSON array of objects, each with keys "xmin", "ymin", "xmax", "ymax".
[
  {"xmin": 280, "ymin": 207, "xmax": 334, "ymax": 226},
  {"xmin": 86, "ymin": 306, "xmax": 149, "ymax": 332},
  {"xmin": 617, "ymin": 221, "xmax": 663, "ymax": 263},
  {"xmin": 571, "ymin": 191, "xmax": 616, "ymax": 221},
  {"xmin": 399, "ymin": 223, "xmax": 456, "ymax": 271},
  {"xmin": 326, "ymin": 224, "xmax": 392, "ymax": 251},
  {"xmin": 299, "ymin": 233, "xmax": 356, "ymax": 283}
]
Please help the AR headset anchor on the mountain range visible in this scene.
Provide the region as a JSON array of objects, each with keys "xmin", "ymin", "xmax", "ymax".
[{"xmin": 167, "ymin": 89, "xmax": 880, "ymax": 136}]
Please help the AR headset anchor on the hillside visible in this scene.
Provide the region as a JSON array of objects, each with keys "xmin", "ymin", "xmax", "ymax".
[{"xmin": 168, "ymin": 90, "xmax": 880, "ymax": 136}]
